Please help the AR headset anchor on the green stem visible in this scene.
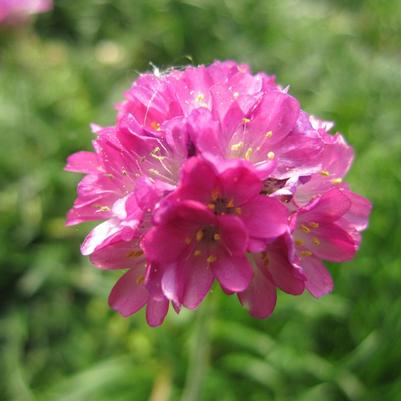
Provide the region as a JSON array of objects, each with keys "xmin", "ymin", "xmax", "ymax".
[{"xmin": 180, "ymin": 300, "xmax": 211, "ymax": 401}]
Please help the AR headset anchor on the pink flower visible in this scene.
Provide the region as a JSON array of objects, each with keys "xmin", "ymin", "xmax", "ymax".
[
  {"xmin": 66, "ymin": 61, "xmax": 371, "ymax": 326},
  {"xmin": 0, "ymin": 0, "xmax": 52, "ymax": 24},
  {"xmin": 141, "ymin": 157, "xmax": 289, "ymax": 308}
]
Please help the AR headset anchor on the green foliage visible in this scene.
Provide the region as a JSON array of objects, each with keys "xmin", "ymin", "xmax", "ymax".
[{"xmin": 1, "ymin": 1, "xmax": 400, "ymax": 400}]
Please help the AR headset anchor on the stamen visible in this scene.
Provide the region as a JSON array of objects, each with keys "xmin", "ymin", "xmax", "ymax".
[
  {"xmin": 267, "ymin": 151, "xmax": 275, "ymax": 160},
  {"xmin": 301, "ymin": 250, "xmax": 313, "ymax": 257},
  {"xmin": 265, "ymin": 130, "xmax": 273, "ymax": 138},
  {"xmin": 295, "ymin": 239, "xmax": 304, "ymax": 246},
  {"xmin": 245, "ymin": 147, "xmax": 253, "ymax": 160},
  {"xmin": 309, "ymin": 222, "xmax": 319, "ymax": 229},
  {"xmin": 211, "ymin": 189, "xmax": 220, "ymax": 201},
  {"xmin": 150, "ymin": 121, "xmax": 161, "ymax": 131},
  {"xmin": 301, "ymin": 224, "xmax": 311, "ymax": 233},
  {"xmin": 242, "ymin": 117, "xmax": 251, "ymax": 124},
  {"xmin": 235, "ymin": 207, "xmax": 242, "ymax": 215},
  {"xmin": 150, "ymin": 146, "xmax": 165, "ymax": 160},
  {"xmin": 195, "ymin": 93, "xmax": 204, "ymax": 102},
  {"xmin": 207, "ymin": 203, "xmax": 215, "ymax": 210},
  {"xmin": 207, "ymin": 255, "xmax": 217, "ymax": 264},
  {"xmin": 213, "ymin": 233, "xmax": 221, "ymax": 241},
  {"xmin": 136, "ymin": 274, "xmax": 145, "ymax": 285},
  {"xmin": 95, "ymin": 206, "xmax": 111, "ymax": 212},
  {"xmin": 231, "ymin": 141, "xmax": 244, "ymax": 152},
  {"xmin": 194, "ymin": 92, "xmax": 208, "ymax": 107},
  {"xmin": 196, "ymin": 230, "xmax": 204, "ymax": 242},
  {"xmin": 320, "ymin": 170, "xmax": 330, "ymax": 177},
  {"xmin": 312, "ymin": 237, "xmax": 320, "ymax": 246},
  {"xmin": 233, "ymin": 91, "xmax": 240, "ymax": 99},
  {"xmin": 331, "ymin": 178, "xmax": 343, "ymax": 184},
  {"xmin": 226, "ymin": 199, "xmax": 234, "ymax": 208},
  {"xmin": 127, "ymin": 250, "xmax": 144, "ymax": 258},
  {"xmin": 194, "ymin": 249, "xmax": 202, "ymax": 256},
  {"xmin": 185, "ymin": 237, "xmax": 192, "ymax": 245}
]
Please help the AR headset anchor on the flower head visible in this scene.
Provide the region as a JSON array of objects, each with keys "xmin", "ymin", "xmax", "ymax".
[{"xmin": 66, "ymin": 61, "xmax": 371, "ymax": 326}]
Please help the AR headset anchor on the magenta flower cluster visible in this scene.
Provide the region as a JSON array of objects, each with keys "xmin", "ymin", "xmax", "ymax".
[
  {"xmin": 0, "ymin": 0, "xmax": 52, "ymax": 24},
  {"xmin": 66, "ymin": 61, "xmax": 371, "ymax": 326}
]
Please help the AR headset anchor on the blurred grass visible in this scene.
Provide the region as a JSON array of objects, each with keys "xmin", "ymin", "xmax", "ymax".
[{"xmin": 1, "ymin": 0, "xmax": 401, "ymax": 400}]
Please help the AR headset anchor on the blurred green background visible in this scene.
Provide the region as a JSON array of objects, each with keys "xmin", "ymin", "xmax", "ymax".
[{"xmin": 1, "ymin": 1, "xmax": 401, "ymax": 400}]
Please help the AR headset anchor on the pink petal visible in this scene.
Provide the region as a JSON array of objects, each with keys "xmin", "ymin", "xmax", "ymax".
[
  {"xmin": 179, "ymin": 157, "xmax": 219, "ymax": 204},
  {"xmin": 265, "ymin": 237, "xmax": 305, "ymax": 295},
  {"xmin": 300, "ymin": 188, "xmax": 351, "ymax": 222},
  {"xmin": 108, "ymin": 268, "xmax": 148, "ymax": 317},
  {"xmin": 177, "ymin": 255, "xmax": 214, "ymax": 309},
  {"xmin": 240, "ymin": 196, "xmax": 289, "ymax": 239},
  {"xmin": 307, "ymin": 223, "xmax": 357, "ymax": 262},
  {"xmin": 81, "ymin": 219, "xmax": 123, "ymax": 256},
  {"xmin": 238, "ymin": 269, "xmax": 277, "ymax": 318},
  {"xmin": 247, "ymin": 91, "xmax": 300, "ymax": 146},
  {"xmin": 90, "ymin": 240, "xmax": 145, "ymax": 270},
  {"xmin": 65, "ymin": 152, "xmax": 100, "ymax": 174},
  {"xmin": 220, "ymin": 163, "xmax": 262, "ymax": 205},
  {"xmin": 212, "ymin": 252, "xmax": 253, "ymax": 292},
  {"xmin": 146, "ymin": 296, "xmax": 169, "ymax": 327},
  {"xmin": 218, "ymin": 215, "xmax": 249, "ymax": 255},
  {"xmin": 342, "ymin": 190, "xmax": 372, "ymax": 231},
  {"xmin": 142, "ymin": 224, "xmax": 190, "ymax": 263},
  {"xmin": 299, "ymin": 256, "xmax": 333, "ymax": 297}
]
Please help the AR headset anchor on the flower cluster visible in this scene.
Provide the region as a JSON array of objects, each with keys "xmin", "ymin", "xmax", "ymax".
[
  {"xmin": 0, "ymin": 0, "xmax": 52, "ymax": 25},
  {"xmin": 66, "ymin": 61, "xmax": 371, "ymax": 326}
]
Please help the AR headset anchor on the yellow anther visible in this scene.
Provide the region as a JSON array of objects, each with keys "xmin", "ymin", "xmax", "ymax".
[
  {"xmin": 149, "ymin": 168, "xmax": 160, "ymax": 176},
  {"xmin": 196, "ymin": 230, "xmax": 204, "ymax": 242},
  {"xmin": 331, "ymin": 178, "xmax": 343, "ymax": 184},
  {"xmin": 242, "ymin": 117, "xmax": 251, "ymax": 124},
  {"xmin": 320, "ymin": 170, "xmax": 330, "ymax": 177},
  {"xmin": 226, "ymin": 198, "xmax": 234, "ymax": 208},
  {"xmin": 309, "ymin": 222, "xmax": 319, "ymax": 229},
  {"xmin": 185, "ymin": 237, "xmax": 192, "ymax": 245},
  {"xmin": 207, "ymin": 255, "xmax": 217, "ymax": 264},
  {"xmin": 207, "ymin": 203, "xmax": 215, "ymax": 210},
  {"xmin": 301, "ymin": 250, "xmax": 313, "ymax": 257},
  {"xmin": 312, "ymin": 237, "xmax": 321, "ymax": 246},
  {"xmin": 194, "ymin": 249, "xmax": 202, "ymax": 256},
  {"xmin": 235, "ymin": 207, "xmax": 242, "ymax": 215},
  {"xmin": 265, "ymin": 130, "xmax": 273, "ymax": 138},
  {"xmin": 267, "ymin": 151, "xmax": 275, "ymax": 160},
  {"xmin": 233, "ymin": 91, "xmax": 240, "ymax": 99},
  {"xmin": 195, "ymin": 93, "xmax": 205, "ymax": 102},
  {"xmin": 127, "ymin": 249, "xmax": 144, "ymax": 258},
  {"xmin": 230, "ymin": 141, "xmax": 244, "ymax": 152},
  {"xmin": 136, "ymin": 274, "xmax": 145, "ymax": 285},
  {"xmin": 213, "ymin": 233, "xmax": 221, "ymax": 241},
  {"xmin": 211, "ymin": 188, "xmax": 220, "ymax": 201},
  {"xmin": 104, "ymin": 173, "xmax": 114, "ymax": 178},
  {"xmin": 150, "ymin": 121, "xmax": 161, "ymax": 131},
  {"xmin": 295, "ymin": 239, "xmax": 304, "ymax": 247},
  {"xmin": 96, "ymin": 206, "xmax": 111, "ymax": 212},
  {"xmin": 194, "ymin": 93, "xmax": 208, "ymax": 107},
  {"xmin": 301, "ymin": 224, "xmax": 311, "ymax": 233},
  {"xmin": 150, "ymin": 146, "xmax": 164, "ymax": 160},
  {"xmin": 245, "ymin": 147, "xmax": 253, "ymax": 160}
]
